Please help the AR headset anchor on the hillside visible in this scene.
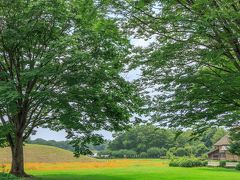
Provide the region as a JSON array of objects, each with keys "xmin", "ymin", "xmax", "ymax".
[{"xmin": 0, "ymin": 144, "xmax": 96, "ymax": 163}]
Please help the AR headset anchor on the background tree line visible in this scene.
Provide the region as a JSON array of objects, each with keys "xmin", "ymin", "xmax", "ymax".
[
  {"xmin": 98, "ymin": 125, "xmax": 226, "ymax": 158},
  {"xmin": 27, "ymin": 138, "xmax": 108, "ymax": 152},
  {"xmin": 28, "ymin": 125, "xmax": 240, "ymax": 159}
]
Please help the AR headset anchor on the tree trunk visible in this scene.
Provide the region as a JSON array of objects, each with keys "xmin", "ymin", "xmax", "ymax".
[{"xmin": 10, "ymin": 134, "xmax": 29, "ymax": 177}]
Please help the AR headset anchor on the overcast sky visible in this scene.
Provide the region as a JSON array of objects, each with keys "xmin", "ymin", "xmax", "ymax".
[{"xmin": 31, "ymin": 38, "xmax": 151, "ymax": 141}]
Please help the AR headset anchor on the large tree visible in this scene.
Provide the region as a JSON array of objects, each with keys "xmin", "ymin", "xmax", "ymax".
[
  {"xmin": 0, "ymin": 0, "xmax": 141, "ymax": 177},
  {"xmin": 112, "ymin": 0, "xmax": 240, "ymax": 132}
]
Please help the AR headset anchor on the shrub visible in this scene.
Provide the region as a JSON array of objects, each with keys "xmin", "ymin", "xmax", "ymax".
[
  {"xmin": 169, "ymin": 157, "xmax": 205, "ymax": 167},
  {"xmin": 166, "ymin": 151, "xmax": 174, "ymax": 159},
  {"xmin": 235, "ymin": 163, "xmax": 240, "ymax": 170},
  {"xmin": 0, "ymin": 173, "xmax": 19, "ymax": 180},
  {"xmin": 220, "ymin": 160, "xmax": 227, "ymax": 167},
  {"xmin": 202, "ymin": 160, "xmax": 208, "ymax": 166}
]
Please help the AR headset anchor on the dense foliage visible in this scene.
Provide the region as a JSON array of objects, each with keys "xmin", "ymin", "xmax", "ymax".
[
  {"xmin": 169, "ymin": 157, "xmax": 207, "ymax": 167},
  {"xmin": 111, "ymin": 0, "xmax": 240, "ymax": 133},
  {"xmin": 98, "ymin": 125, "xmax": 226, "ymax": 158},
  {"xmin": 0, "ymin": 0, "xmax": 142, "ymax": 176},
  {"xmin": 0, "ymin": 173, "xmax": 18, "ymax": 180},
  {"xmin": 236, "ymin": 162, "xmax": 240, "ymax": 170},
  {"xmin": 229, "ymin": 127, "xmax": 240, "ymax": 156},
  {"xmin": 220, "ymin": 160, "xmax": 227, "ymax": 167}
]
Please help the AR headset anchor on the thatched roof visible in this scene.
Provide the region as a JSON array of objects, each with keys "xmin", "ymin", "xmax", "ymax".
[{"xmin": 214, "ymin": 135, "xmax": 230, "ymax": 146}]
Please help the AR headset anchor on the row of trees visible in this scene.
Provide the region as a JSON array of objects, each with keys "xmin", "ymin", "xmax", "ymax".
[
  {"xmin": 28, "ymin": 138, "xmax": 108, "ymax": 152},
  {"xmin": 97, "ymin": 125, "xmax": 226, "ymax": 158}
]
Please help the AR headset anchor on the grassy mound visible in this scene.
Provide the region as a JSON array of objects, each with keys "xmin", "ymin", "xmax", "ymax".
[{"xmin": 0, "ymin": 144, "xmax": 96, "ymax": 163}]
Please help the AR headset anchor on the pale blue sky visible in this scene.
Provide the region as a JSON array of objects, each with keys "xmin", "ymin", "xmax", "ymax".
[{"xmin": 31, "ymin": 38, "xmax": 151, "ymax": 141}]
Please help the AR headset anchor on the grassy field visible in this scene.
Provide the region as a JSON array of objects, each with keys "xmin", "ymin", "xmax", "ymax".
[
  {"xmin": 0, "ymin": 144, "xmax": 94, "ymax": 163},
  {"xmin": 1, "ymin": 145, "xmax": 240, "ymax": 179},
  {"xmin": 23, "ymin": 159, "xmax": 240, "ymax": 180}
]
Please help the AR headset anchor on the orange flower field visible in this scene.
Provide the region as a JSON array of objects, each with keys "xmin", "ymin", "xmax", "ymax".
[{"xmin": 2, "ymin": 159, "xmax": 167, "ymax": 172}]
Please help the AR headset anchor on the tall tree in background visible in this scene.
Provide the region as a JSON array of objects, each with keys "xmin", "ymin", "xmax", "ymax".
[
  {"xmin": 112, "ymin": 0, "xmax": 240, "ymax": 132},
  {"xmin": 0, "ymin": 0, "xmax": 142, "ymax": 177}
]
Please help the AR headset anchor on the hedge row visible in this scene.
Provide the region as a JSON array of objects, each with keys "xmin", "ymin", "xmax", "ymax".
[{"xmin": 169, "ymin": 157, "xmax": 207, "ymax": 167}]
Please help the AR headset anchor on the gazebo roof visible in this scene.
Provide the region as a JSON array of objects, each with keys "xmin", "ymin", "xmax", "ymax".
[{"xmin": 214, "ymin": 135, "xmax": 230, "ymax": 146}]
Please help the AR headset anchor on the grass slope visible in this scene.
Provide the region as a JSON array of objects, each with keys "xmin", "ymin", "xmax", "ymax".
[{"xmin": 0, "ymin": 144, "xmax": 95, "ymax": 163}]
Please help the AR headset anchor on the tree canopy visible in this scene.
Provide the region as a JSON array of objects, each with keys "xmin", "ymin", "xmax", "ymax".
[
  {"xmin": 0, "ymin": 0, "xmax": 142, "ymax": 176},
  {"xmin": 111, "ymin": 0, "xmax": 240, "ymax": 132}
]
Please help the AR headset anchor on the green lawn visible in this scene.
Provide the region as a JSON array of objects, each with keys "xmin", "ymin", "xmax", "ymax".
[{"xmin": 27, "ymin": 159, "xmax": 240, "ymax": 180}]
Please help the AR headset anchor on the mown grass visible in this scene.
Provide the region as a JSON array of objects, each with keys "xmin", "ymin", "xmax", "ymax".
[{"xmin": 25, "ymin": 159, "xmax": 240, "ymax": 180}]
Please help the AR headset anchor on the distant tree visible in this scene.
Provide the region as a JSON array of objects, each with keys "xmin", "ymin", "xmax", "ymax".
[
  {"xmin": 159, "ymin": 148, "xmax": 167, "ymax": 157},
  {"xmin": 194, "ymin": 144, "xmax": 209, "ymax": 157},
  {"xmin": 201, "ymin": 128, "xmax": 226, "ymax": 148},
  {"xmin": 28, "ymin": 138, "xmax": 74, "ymax": 151},
  {"xmin": 112, "ymin": 150, "xmax": 125, "ymax": 158},
  {"xmin": 147, "ymin": 147, "xmax": 161, "ymax": 158},
  {"xmin": 140, "ymin": 152, "xmax": 147, "ymax": 158},
  {"xmin": 125, "ymin": 150, "xmax": 137, "ymax": 158},
  {"xmin": 109, "ymin": 125, "xmax": 175, "ymax": 152},
  {"xmin": 211, "ymin": 129, "xmax": 227, "ymax": 145},
  {"xmin": 174, "ymin": 148, "xmax": 188, "ymax": 157},
  {"xmin": 229, "ymin": 127, "xmax": 240, "ymax": 156}
]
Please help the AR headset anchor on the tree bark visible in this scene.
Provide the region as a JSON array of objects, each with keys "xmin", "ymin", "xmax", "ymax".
[{"xmin": 9, "ymin": 134, "xmax": 29, "ymax": 177}]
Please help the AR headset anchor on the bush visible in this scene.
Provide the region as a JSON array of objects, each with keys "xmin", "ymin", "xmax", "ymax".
[
  {"xmin": 169, "ymin": 157, "xmax": 206, "ymax": 167},
  {"xmin": 235, "ymin": 163, "xmax": 240, "ymax": 170},
  {"xmin": 202, "ymin": 160, "xmax": 208, "ymax": 166},
  {"xmin": 0, "ymin": 173, "xmax": 18, "ymax": 180},
  {"xmin": 174, "ymin": 148, "xmax": 189, "ymax": 157},
  {"xmin": 220, "ymin": 160, "xmax": 227, "ymax": 167},
  {"xmin": 166, "ymin": 151, "xmax": 174, "ymax": 159}
]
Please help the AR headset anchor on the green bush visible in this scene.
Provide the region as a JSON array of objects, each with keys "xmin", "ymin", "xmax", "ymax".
[
  {"xmin": 0, "ymin": 173, "xmax": 18, "ymax": 180},
  {"xmin": 166, "ymin": 151, "xmax": 174, "ymax": 159},
  {"xmin": 220, "ymin": 160, "xmax": 227, "ymax": 167},
  {"xmin": 174, "ymin": 148, "xmax": 189, "ymax": 157},
  {"xmin": 202, "ymin": 160, "xmax": 208, "ymax": 166},
  {"xmin": 235, "ymin": 163, "xmax": 240, "ymax": 170},
  {"xmin": 169, "ymin": 157, "xmax": 206, "ymax": 167}
]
